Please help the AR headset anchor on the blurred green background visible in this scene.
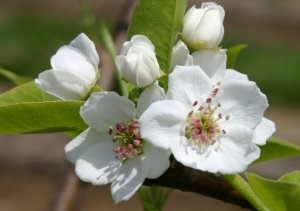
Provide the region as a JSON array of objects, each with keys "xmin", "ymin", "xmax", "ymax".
[{"xmin": 0, "ymin": 1, "xmax": 299, "ymax": 211}]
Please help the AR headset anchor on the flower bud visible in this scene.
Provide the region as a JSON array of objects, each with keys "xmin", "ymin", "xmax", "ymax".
[
  {"xmin": 35, "ymin": 33, "xmax": 99, "ymax": 100},
  {"xmin": 116, "ymin": 35, "xmax": 160, "ymax": 87},
  {"xmin": 181, "ymin": 2, "xmax": 225, "ymax": 50}
]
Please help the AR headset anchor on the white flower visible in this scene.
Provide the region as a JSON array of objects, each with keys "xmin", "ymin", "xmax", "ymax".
[
  {"xmin": 140, "ymin": 66, "xmax": 275, "ymax": 174},
  {"xmin": 65, "ymin": 82, "xmax": 169, "ymax": 203},
  {"xmin": 35, "ymin": 33, "xmax": 99, "ymax": 100},
  {"xmin": 170, "ymin": 40, "xmax": 193, "ymax": 71},
  {"xmin": 181, "ymin": 3, "xmax": 225, "ymax": 50},
  {"xmin": 192, "ymin": 49, "xmax": 276, "ymax": 145},
  {"xmin": 115, "ymin": 35, "xmax": 161, "ymax": 87}
]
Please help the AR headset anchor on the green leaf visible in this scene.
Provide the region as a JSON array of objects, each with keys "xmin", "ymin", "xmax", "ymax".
[
  {"xmin": 139, "ymin": 186, "xmax": 171, "ymax": 211},
  {"xmin": 279, "ymin": 171, "xmax": 300, "ymax": 184},
  {"xmin": 128, "ymin": 0, "xmax": 188, "ymax": 73},
  {"xmin": 246, "ymin": 172, "xmax": 300, "ymax": 211},
  {"xmin": 226, "ymin": 44, "xmax": 248, "ymax": 68},
  {"xmin": 254, "ymin": 137, "xmax": 300, "ymax": 164},
  {"xmin": 0, "ymin": 68, "xmax": 32, "ymax": 86},
  {"xmin": 0, "ymin": 81, "xmax": 52, "ymax": 106},
  {"xmin": 223, "ymin": 174, "xmax": 267, "ymax": 211},
  {"xmin": 0, "ymin": 101, "xmax": 87, "ymax": 133}
]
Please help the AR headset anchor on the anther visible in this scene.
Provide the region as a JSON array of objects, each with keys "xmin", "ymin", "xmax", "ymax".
[{"xmin": 206, "ymin": 97, "xmax": 212, "ymax": 104}]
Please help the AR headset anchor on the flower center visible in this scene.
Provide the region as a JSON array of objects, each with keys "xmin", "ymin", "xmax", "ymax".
[
  {"xmin": 185, "ymin": 87, "xmax": 228, "ymax": 146},
  {"xmin": 108, "ymin": 118, "xmax": 144, "ymax": 162}
]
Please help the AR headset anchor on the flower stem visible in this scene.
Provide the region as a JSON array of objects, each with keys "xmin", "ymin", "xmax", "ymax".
[
  {"xmin": 222, "ymin": 174, "xmax": 268, "ymax": 211},
  {"xmin": 98, "ymin": 21, "xmax": 128, "ymax": 96}
]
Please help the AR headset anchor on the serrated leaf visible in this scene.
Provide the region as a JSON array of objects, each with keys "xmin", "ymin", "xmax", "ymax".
[
  {"xmin": 0, "ymin": 81, "xmax": 52, "ymax": 106},
  {"xmin": 128, "ymin": 0, "xmax": 188, "ymax": 73},
  {"xmin": 0, "ymin": 68, "xmax": 32, "ymax": 85},
  {"xmin": 246, "ymin": 172, "xmax": 300, "ymax": 211},
  {"xmin": 254, "ymin": 137, "xmax": 300, "ymax": 164},
  {"xmin": 226, "ymin": 44, "xmax": 247, "ymax": 69},
  {"xmin": 0, "ymin": 101, "xmax": 87, "ymax": 133}
]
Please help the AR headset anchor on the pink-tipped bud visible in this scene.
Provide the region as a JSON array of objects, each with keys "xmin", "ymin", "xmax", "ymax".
[
  {"xmin": 116, "ymin": 122, "xmax": 126, "ymax": 132},
  {"xmin": 206, "ymin": 97, "xmax": 212, "ymax": 104},
  {"xmin": 133, "ymin": 139, "xmax": 141, "ymax": 146},
  {"xmin": 112, "ymin": 147, "xmax": 120, "ymax": 153},
  {"xmin": 212, "ymin": 88, "xmax": 219, "ymax": 96},
  {"xmin": 127, "ymin": 144, "xmax": 134, "ymax": 149},
  {"xmin": 115, "ymin": 155, "xmax": 122, "ymax": 161}
]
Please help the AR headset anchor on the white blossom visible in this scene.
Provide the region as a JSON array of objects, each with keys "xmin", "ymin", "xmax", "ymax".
[
  {"xmin": 65, "ymin": 82, "xmax": 169, "ymax": 203},
  {"xmin": 35, "ymin": 33, "xmax": 99, "ymax": 100},
  {"xmin": 192, "ymin": 49, "xmax": 276, "ymax": 145},
  {"xmin": 181, "ymin": 2, "xmax": 225, "ymax": 50},
  {"xmin": 140, "ymin": 66, "xmax": 275, "ymax": 174},
  {"xmin": 116, "ymin": 35, "xmax": 161, "ymax": 87}
]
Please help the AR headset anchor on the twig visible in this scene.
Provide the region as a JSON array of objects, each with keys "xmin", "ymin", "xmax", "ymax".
[
  {"xmin": 144, "ymin": 159, "xmax": 254, "ymax": 210},
  {"xmin": 48, "ymin": 167, "xmax": 82, "ymax": 211}
]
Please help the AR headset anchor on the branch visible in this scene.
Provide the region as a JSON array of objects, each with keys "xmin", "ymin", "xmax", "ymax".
[{"xmin": 144, "ymin": 159, "xmax": 254, "ymax": 210}]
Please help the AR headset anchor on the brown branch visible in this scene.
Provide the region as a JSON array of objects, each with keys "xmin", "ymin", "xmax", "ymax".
[
  {"xmin": 144, "ymin": 159, "xmax": 254, "ymax": 210},
  {"xmin": 49, "ymin": 166, "xmax": 82, "ymax": 211}
]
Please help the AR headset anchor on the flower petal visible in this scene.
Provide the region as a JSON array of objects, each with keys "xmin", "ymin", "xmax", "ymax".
[
  {"xmin": 111, "ymin": 157, "xmax": 149, "ymax": 203},
  {"xmin": 65, "ymin": 128, "xmax": 100, "ymax": 163},
  {"xmin": 80, "ymin": 92, "xmax": 136, "ymax": 132},
  {"xmin": 69, "ymin": 33, "xmax": 99, "ymax": 70},
  {"xmin": 140, "ymin": 100, "xmax": 188, "ymax": 149},
  {"xmin": 74, "ymin": 133, "xmax": 121, "ymax": 185},
  {"xmin": 216, "ymin": 80, "xmax": 268, "ymax": 129},
  {"xmin": 167, "ymin": 66, "xmax": 213, "ymax": 108},
  {"xmin": 35, "ymin": 69, "xmax": 89, "ymax": 100},
  {"xmin": 252, "ymin": 118, "xmax": 276, "ymax": 145},
  {"xmin": 51, "ymin": 46, "xmax": 96, "ymax": 83},
  {"xmin": 192, "ymin": 49, "xmax": 226, "ymax": 78},
  {"xmin": 143, "ymin": 143, "xmax": 171, "ymax": 179},
  {"xmin": 171, "ymin": 125, "xmax": 255, "ymax": 174},
  {"xmin": 137, "ymin": 81, "xmax": 165, "ymax": 116},
  {"xmin": 170, "ymin": 40, "xmax": 192, "ymax": 71},
  {"xmin": 224, "ymin": 69, "xmax": 249, "ymax": 82}
]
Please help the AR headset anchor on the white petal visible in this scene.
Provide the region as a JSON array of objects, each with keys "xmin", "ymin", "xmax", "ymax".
[
  {"xmin": 144, "ymin": 143, "xmax": 171, "ymax": 179},
  {"xmin": 167, "ymin": 66, "xmax": 213, "ymax": 108},
  {"xmin": 80, "ymin": 92, "xmax": 135, "ymax": 132},
  {"xmin": 216, "ymin": 80, "xmax": 268, "ymax": 129},
  {"xmin": 130, "ymin": 35, "xmax": 155, "ymax": 51},
  {"xmin": 75, "ymin": 136, "xmax": 121, "ymax": 185},
  {"xmin": 69, "ymin": 33, "xmax": 99, "ymax": 69},
  {"xmin": 192, "ymin": 49, "xmax": 226, "ymax": 78},
  {"xmin": 244, "ymin": 144, "xmax": 261, "ymax": 164},
  {"xmin": 51, "ymin": 46, "xmax": 96, "ymax": 83},
  {"xmin": 170, "ymin": 40, "xmax": 192, "ymax": 71},
  {"xmin": 136, "ymin": 53, "xmax": 160, "ymax": 87},
  {"xmin": 139, "ymin": 100, "xmax": 188, "ymax": 149},
  {"xmin": 111, "ymin": 157, "xmax": 149, "ymax": 203},
  {"xmin": 224, "ymin": 69, "xmax": 249, "ymax": 82},
  {"xmin": 35, "ymin": 70, "xmax": 89, "ymax": 100},
  {"xmin": 65, "ymin": 128, "xmax": 100, "ymax": 163},
  {"xmin": 252, "ymin": 118, "xmax": 275, "ymax": 145},
  {"xmin": 171, "ymin": 125, "xmax": 254, "ymax": 174},
  {"xmin": 137, "ymin": 81, "xmax": 165, "ymax": 116}
]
